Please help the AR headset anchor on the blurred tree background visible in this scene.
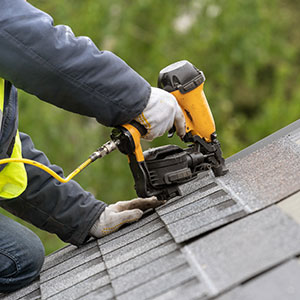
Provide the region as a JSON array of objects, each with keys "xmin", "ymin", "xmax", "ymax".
[{"xmin": 1, "ymin": 0, "xmax": 299, "ymax": 255}]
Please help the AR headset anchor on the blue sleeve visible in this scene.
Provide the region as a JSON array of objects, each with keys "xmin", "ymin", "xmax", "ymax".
[
  {"xmin": 0, "ymin": 0, "xmax": 151, "ymax": 126},
  {"xmin": 0, "ymin": 132, "xmax": 106, "ymax": 246}
]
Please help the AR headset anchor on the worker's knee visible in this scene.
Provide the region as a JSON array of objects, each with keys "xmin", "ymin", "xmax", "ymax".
[
  {"xmin": 0, "ymin": 230, "xmax": 45, "ymax": 293},
  {"xmin": 0, "ymin": 252, "xmax": 19, "ymax": 278},
  {"xmin": 24, "ymin": 232, "xmax": 45, "ymax": 278}
]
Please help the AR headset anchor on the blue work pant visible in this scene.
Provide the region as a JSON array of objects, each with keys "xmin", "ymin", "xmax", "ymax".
[{"xmin": 0, "ymin": 213, "xmax": 44, "ymax": 293}]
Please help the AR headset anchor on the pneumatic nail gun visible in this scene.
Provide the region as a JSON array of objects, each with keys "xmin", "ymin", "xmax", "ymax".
[{"xmin": 110, "ymin": 60, "xmax": 228, "ymax": 200}]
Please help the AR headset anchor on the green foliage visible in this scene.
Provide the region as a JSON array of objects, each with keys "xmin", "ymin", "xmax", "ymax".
[{"xmin": 2, "ymin": 0, "xmax": 299, "ymax": 254}]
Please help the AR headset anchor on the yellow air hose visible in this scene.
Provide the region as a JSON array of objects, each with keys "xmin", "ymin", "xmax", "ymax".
[
  {"xmin": 0, "ymin": 157, "xmax": 93, "ymax": 183},
  {"xmin": 0, "ymin": 140, "xmax": 118, "ymax": 183}
]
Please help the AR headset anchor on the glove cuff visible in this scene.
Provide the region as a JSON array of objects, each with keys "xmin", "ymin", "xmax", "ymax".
[{"xmin": 89, "ymin": 217, "xmax": 102, "ymax": 238}]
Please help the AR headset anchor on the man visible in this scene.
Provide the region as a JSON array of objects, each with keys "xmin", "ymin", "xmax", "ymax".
[{"xmin": 0, "ymin": 0, "xmax": 185, "ymax": 293}]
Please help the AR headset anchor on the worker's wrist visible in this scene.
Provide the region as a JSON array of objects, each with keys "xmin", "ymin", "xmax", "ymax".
[{"xmin": 89, "ymin": 217, "xmax": 101, "ymax": 238}]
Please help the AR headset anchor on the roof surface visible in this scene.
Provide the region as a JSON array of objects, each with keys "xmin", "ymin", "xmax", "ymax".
[{"xmin": 1, "ymin": 119, "xmax": 300, "ymax": 300}]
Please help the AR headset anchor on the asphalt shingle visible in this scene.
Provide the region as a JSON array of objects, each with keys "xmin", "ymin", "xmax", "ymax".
[
  {"xmin": 277, "ymin": 191, "xmax": 300, "ymax": 224},
  {"xmin": 112, "ymin": 250, "xmax": 187, "ymax": 295},
  {"xmin": 157, "ymin": 180, "xmax": 226, "ymax": 216},
  {"xmin": 184, "ymin": 205, "xmax": 300, "ymax": 294},
  {"xmin": 41, "ymin": 243, "xmax": 101, "ymax": 283},
  {"xmin": 98, "ymin": 212, "xmax": 163, "ymax": 255},
  {"xmin": 288, "ymin": 126, "xmax": 300, "ymax": 146},
  {"xmin": 152, "ymin": 278, "xmax": 208, "ymax": 300},
  {"xmin": 42, "ymin": 241, "xmax": 96, "ymax": 272},
  {"xmin": 216, "ymin": 259, "xmax": 300, "ymax": 300},
  {"xmin": 116, "ymin": 264, "xmax": 204, "ymax": 300},
  {"xmin": 219, "ymin": 136, "xmax": 300, "ymax": 212},
  {"xmin": 40, "ymin": 257, "xmax": 106, "ymax": 299},
  {"xmin": 77, "ymin": 284, "xmax": 114, "ymax": 300},
  {"xmin": 99, "ymin": 226, "xmax": 173, "ymax": 269},
  {"xmin": 165, "ymin": 201, "xmax": 246, "ymax": 243},
  {"xmin": 178, "ymin": 171, "xmax": 217, "ymax": 199},
  {"xmin": 108, "ymin": 240, "xmax": 179, "ymax": 280},
  {"xmin": 45, "ymin": 272, "xmax": 112, "ymax": 300},
  {"xmin": 98, "ymin": 210, "xmax": 159, "ymax": 246},
  {"xmin": 0, "ymin": 281, "xmax": 40, "ymax": 300},
  {"xmin": 157, "ymin": 170, "xmax": 248, "ymax": 243}
]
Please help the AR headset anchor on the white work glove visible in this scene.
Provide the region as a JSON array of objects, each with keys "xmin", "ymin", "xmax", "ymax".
[
  {"xmin": 135, "ymin": 87, "xmax": 186, "ymax": 141},
  {"xmin": 89, "ymin": 196, "xmax": 163, "ymax": 238}
]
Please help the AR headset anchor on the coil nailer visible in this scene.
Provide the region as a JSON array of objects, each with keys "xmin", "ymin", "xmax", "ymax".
[{"xmin": 111, "ymin": 60, "xmax": 228, "ymax": 200}]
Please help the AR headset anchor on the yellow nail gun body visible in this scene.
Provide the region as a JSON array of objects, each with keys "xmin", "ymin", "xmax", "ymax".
[
  {"xmin": 160, "ymin": 60, "xmax": 216, "ymax": 143},
  {"xmin": 112, "ymin": 60, "xmax": 228, "ymax": 200}
]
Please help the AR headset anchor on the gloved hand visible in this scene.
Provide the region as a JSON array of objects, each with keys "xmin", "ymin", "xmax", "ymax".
[
  {"xmin": 135, "ymin": 87, "xmax": 186, "ymax": 141},
  {"xmin": 89, "ymin": 196, "xmax": 163, "ymax": 237}
]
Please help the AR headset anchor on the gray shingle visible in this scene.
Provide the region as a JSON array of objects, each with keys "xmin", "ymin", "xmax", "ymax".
[
  {"xmin": 277, "ymin": 191, "xmax": 300, "ymax": 224},
  {"xmin": 41, "ymin": 245, "xmax": 76, "ymax": 272},
  {"xmin": 184, "ymin": 206, "xmax": 300, "ymax": 294},
  {"xmin": 108, "ymin": 240, "xmax": 179, "ymax": 280},
  {"xmin": 116, "ymin": 264, "xmax": 203, "ymax": 300},
  {"xmin": 20, "ymin": 289, "xmax": 40, "ymax": 300},
  {"xmin": 99, "ymin": 214, "xmax": 164, "ymax": 255},
  {"xmin": 216, "ymin": 260, "xmax": 300, "ymax": 300},
  {"xmin": 100, "ymin": 227, "xmax": 173, "ymax": 269},
  {"xmin": 152, "ymin": 278, "xmax": 208, "ymax": 300},
  {"xmin": 178, "ymin": 171, "xmax": 217, "ymax": 198},
  {"xmin": 219, "ymin": 137, "xmax": 300, "ymax": 211},
  {"xmin": 46, "ymin": 272, "xmax": 112, "ymax": 300},
  {"xmin": 156, "ymin": 182, "xmax": 223, "ymax": 216},
  {"xmin": 0, "ymin": 281, "xmax": 40, "ymax": 300},
  {"xmin": 79, "ymin": 284, "xmax": 114, "ymax": 300},
  {"xmin": 42, "ymin": 240, "xmax": 97, "ymax": 272},
  {"xmin": 288, "ymin": 127, "xmax": 300, "ymax": 146},
  {"xmin": 41, "ymin": 244, "xmax": 101, "ymax": 283},
  {"xmin": 174, "ymin": 210, "xmax": 247, "ymax": 243},
  {"xmin": 112, "ymin": 250, "xmax": 186, "ymax": 295},
  {"xmin": 156, "ymin": 166, "xmax": 252, "ymax": 243},
  {"xmin": 40, "ymin": 257, "xmax": 106, "ymax": 299},
  {"xmin": 161, "ymin": 191, "xmax": 237, "ymax": 224},
  {"xmin": 164, "ymin": 199, "xmax": 246, "ymax": 243}
]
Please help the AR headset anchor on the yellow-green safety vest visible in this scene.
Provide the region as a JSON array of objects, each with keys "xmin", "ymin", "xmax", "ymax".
[{"xmin": 0, "ymin": 78, "xmax": 27, "ymax": 199}]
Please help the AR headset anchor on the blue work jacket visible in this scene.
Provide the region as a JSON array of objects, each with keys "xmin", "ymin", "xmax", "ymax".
[{"xmin": 0, "ymin": 0, "xmax": 150, "ymax": 245}]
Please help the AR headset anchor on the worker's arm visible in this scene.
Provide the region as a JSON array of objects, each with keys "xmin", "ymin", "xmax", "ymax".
[
  {"xmin": 0, "ymin": 133, "xmax": 164, "ymax": 244},
  {"xmin": 0, "ymin": 0, "xmax": 150, "ymax": 127},
  {"xmin": 0, "ymin": 133, "xmax": 106, "ymax": 246},
  {"xmin": 0, "ymin": 0, "xmax": 185, "ymax": 138}
]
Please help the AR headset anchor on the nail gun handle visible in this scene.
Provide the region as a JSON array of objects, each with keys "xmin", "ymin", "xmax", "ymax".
[
  {"xmin": 112, "ymin": 121, "xmax": 156, "ymax": 199},
  {"xmin": 111, "ymin": 120, "xmax": 147, "ymax": 163}
]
